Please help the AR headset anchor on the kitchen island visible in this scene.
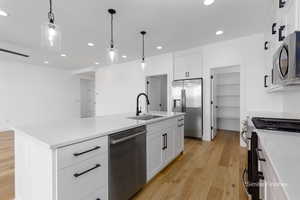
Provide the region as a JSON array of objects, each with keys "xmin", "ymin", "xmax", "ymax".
[{"xmin": 13, "ymin": 112, "xmax": 185, "ymax": 200}]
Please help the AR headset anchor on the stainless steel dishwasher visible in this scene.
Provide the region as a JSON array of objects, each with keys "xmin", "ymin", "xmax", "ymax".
[{"xmin": 109, "ymin": 126, "xmax": 146, "ymax": 200}]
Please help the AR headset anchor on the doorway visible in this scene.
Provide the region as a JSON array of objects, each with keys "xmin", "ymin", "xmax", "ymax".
[
  {"xmin": 210, "ymin": 66, "xmax": 240, "ymax": 140},
  {"xmin": 146, "ymin": 75, "xmax": 168, "ymax": 112},
  {"xmin": 79, "ymin": 72, "xmax": 96, "ymax": 118}
]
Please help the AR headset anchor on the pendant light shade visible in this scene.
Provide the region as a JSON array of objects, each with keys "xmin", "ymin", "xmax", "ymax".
[
  {"xmin": 107, "ymin": 9, "xmax": 118, "ymax": 64},
  {"xmin": 41, "ymin": 0, "xmax": 61, "ymax": 51},
  {"xmin": 140, "ymin": 31, "xmax": 146, "ymax": 70}
]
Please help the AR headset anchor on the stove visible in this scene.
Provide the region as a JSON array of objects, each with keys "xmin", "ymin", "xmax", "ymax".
[{"xmin": 242, "ymin": 117, "xmax": 300, "ymax": 200}]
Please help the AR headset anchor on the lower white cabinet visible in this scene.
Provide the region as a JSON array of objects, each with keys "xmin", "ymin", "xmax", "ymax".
[
  {"xmin": 57, "ymin": 154, "xmax": 108, "ymax": 200},
  {"xmin": 146, "ymin": 116, "xmax": 184, "ymax": 181},
  {"xmin": 163, "ymin": 127, "xmax": 175, "ymax": 165},
  {"xmin": 258, "ymin": 138, "xmax": 288, "ymax": 200},
  {"xmin": 174, "ymin": 118, "xmax": 184, "ymax": 156},
  {"xmin": 147, "ymin": 130, "xmax": 164, "ymax": 181}
]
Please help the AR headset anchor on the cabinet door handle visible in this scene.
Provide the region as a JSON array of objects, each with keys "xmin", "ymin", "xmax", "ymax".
[
  {"xmin": 256, "ymin": 148, "xmax": 266, "ymax": 162},
  {"xmin": 178, "ymin": 124, "xmax": 184, "ymax": 127},
  {"xmin": 165, "ymin": 134, "xmax": 168, "ymax": 149},
  {"xmin": 258, "ymin": 171, "xmax": 265, "ymax": 180},
  {"xmin": 279, "ymin": 0, "xmax": 286, "ymax": 8},
  {"xmin": 279, "ymin": 25, "xmax": 286, "ymax": 41},
  {"xmin": 264, "ymin": 41, "xmax": 269, "ymax": 50},
  {"xmin": 73, "ymin": 146, "xmax": 101, "ymax": 157},
  {"xmin": 264, "ymin": 75, "xmax": 268, "ymax": 88},
  {"xmin": 162, "ymin": 134, "xmax": 167, "ymax": 150},
  {"xmin": 272, "ymin": 23, "xmax": 277, "ymax": 35},
  {"xmin": 73, "ymin": 164, "xmax": 101, "ymax": 178}
]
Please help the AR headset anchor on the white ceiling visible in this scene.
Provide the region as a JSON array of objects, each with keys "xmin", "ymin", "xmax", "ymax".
[{"xmin": 0, "ymin": 0, "xmax": 268, "ymax": 70}]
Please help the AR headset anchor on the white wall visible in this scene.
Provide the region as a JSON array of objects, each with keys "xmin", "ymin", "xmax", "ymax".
[
  {"xmin": 0, "ymin": 60, "xmax": 80, "ymax": 131},
  {"xmin": 95, "ymin": 53, "xmax": 173, "ymax": 116}
]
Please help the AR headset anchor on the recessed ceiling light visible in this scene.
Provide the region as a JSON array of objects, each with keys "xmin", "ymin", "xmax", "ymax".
[
  {"xmin": 0, "ymin": 9, "xmax": 8, "ymax": 17},
  {"xmin": 88, "ymin": 43, "xmax": 95, "ymax": 47},
  {"xmin": 44, "ymin": 61, "xmax": 49, "ymax": 64},
  {"xmin": 95, "ymin": 62, "xmax": 100, "ymax": 65},
  {"xmin": 61, "ymin": 54, "xmax": 67, "ymax": 57},
  {"xmin": 122, "ymin": 55, "xmax": 127, "ymax": 58},
  {"xmin": 204, "ymin": 0, "xmax": 215, "ymax": 6},
  {"xmin": 156, "ymin": 46, "xmax": 163, "ymax": 50},
  {"xmin": 216, "ymin": 30, "xmax": 224, "ymax": 35}
]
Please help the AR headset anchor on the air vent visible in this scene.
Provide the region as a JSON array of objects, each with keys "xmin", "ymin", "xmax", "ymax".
[{"xmin": 0, "ymin": 48, "xmax": 29, "ymax": 57}]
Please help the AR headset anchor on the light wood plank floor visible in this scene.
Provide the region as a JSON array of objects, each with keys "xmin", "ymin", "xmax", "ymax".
[
  {"xmin": 0, "ymin": 131, "xmax": 14, "ymax": 200},
  {"xmin": 0, "ymin": 130, "xmax": 247, "ymax": 200}
]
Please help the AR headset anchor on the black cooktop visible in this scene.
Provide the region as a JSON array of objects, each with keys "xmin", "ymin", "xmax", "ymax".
[{"xmin": 252, "ymin": 117, "xmax": 300, "ymax": 133}]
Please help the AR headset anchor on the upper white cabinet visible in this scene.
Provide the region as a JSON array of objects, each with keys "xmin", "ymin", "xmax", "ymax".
[
  {"xmin": 263, "ymin": 0, "xmax": 299, "ymax": 88},
  {"xmin": 173, "ymin": 48, "xmax": 203, "ymax": 80}
]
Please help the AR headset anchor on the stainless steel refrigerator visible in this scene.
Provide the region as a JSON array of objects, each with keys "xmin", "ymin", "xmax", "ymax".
[{"xmin": 172, "ymin": 78, "xmax": 203, "ymax": 139}]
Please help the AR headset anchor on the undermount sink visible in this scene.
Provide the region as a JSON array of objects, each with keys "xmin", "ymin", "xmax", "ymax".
[{"xmin": 128, "ymin": 114, "xmax": 163, "ymax": 121}]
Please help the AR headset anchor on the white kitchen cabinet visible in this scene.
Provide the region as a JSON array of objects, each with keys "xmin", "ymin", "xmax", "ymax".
[
  {"xmin": 258, "ymin": 138, "xmax": 288, "ymax": 200},
  {"xmin": 174, "ymin": 118, "xmax": 184, "ymax": 156},
  {"xmin": 146, "ymin": 130, "xmax": 164, "ymax": 181},
  {"xmin": 57, "ymin": 154, "xmax": 108, "ymax": 200},
  {"xmin": 173, "ymin": 48, "xmax": 203, "ymax": 80},
  {"xmin": 163, "ymin": 127, "xmax": 175, "ymax": 165},
  {"xmin": 263, "ymin": 0, "xmax": 300, "ymax": 89},
  {"xmin": 14, "ymin": 133, "xmax": 109, "ymax": 200},
  {"xmin": 146, "ymin": 116, "xmax": 185, "ymax": 181}
]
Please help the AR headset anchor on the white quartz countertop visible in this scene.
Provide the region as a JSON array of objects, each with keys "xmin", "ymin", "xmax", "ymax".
[
  {"xmin": 256, "ymin": 129, "xmax": 300, "ymax": 200},
  {"xmin": 13, "ymin": 112, "xmax": 185, "ymax": 149}
]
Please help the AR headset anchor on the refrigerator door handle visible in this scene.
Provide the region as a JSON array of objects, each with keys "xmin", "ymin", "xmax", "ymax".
[{"xmin": 181, "ymin": 89, "xmax": 186, "ymax": 112}]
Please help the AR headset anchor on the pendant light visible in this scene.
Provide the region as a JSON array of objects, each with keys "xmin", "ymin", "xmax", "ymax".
[
  {"xmin": 107, "ymin": 9, "xmax": 118, "ymax": 64},
  {"xmin": 41, "ymin": 0, "xmax": 61, "ymax": 51},
  {"xmin": 140, "ymin": 31, "xmax": 146, "ymax": 70}
]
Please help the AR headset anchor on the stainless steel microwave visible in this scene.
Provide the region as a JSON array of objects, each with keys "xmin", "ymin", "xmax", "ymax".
[{"xmin": 273, "ymin": 31, "xmax": 300, "ymax": 86}]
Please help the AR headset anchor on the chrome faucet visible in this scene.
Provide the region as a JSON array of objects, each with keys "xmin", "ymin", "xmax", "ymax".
[{"xmin": 136, "ymin": 93, "xmax": 150, "ymax": 116}]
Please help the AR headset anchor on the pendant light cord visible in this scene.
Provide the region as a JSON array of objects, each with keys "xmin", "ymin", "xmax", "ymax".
[
  {"xmin": 142, "ymin": 34, "xmax": 145, "ymax": 61},
  {"xmin": 48, "ymin": 0, "xmax": 55, "ymax": 23},
  {"xmin": 141, "ymin": 31, "xmax": 146, "ymax": 62},
  {"xmin": 110, "ymin": 13, "xmax": 114, "ymax": 48}
]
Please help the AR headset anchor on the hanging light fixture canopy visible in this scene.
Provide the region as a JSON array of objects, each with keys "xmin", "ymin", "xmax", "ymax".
[
  {"xmin": 140, "ymin": 31, "xmax": 146, "ymax": 70},
  {"xmin": 107, "ymin": 8, "xmax": 118, "ymax": 64},
  {"xmin": 41, "ymin": 0, "xmax": 61, "ymax": 51}
]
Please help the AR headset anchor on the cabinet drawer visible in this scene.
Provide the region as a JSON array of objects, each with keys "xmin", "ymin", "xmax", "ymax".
[
  {"xmin": 147, "ymin": 118, "xmax": 176, "ymax": 134},
  {"xmin": 57, "ymin": 136, "xmax": 108, "ymax": 169},
  {"xmin": 57, "ymin": 154, "xmax": 108, "ymax": 200},
  {"xmin": 80, "ymin": 187, "xmax": 108, "ymax": 200}
]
